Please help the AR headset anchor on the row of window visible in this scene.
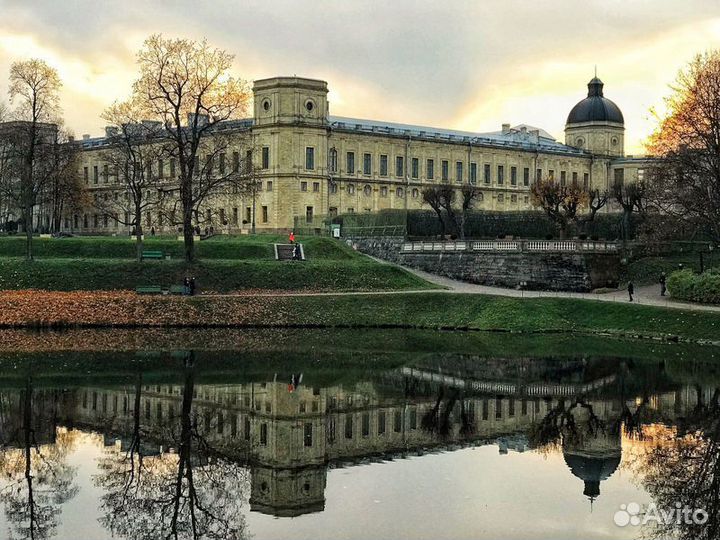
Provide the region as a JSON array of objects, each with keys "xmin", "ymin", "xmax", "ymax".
[
  {"xmin": 83, "ymin": 148, "xmax": 271, "ymax": 185},
  {"xmin": 318, "ymin": 148, "xmax": 592, "ymax": 187}
]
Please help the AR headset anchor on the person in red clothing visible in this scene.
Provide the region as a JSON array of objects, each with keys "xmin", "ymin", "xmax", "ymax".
[{"xmin": 289, "ymin": 231, "xmax": 295, "ymax": 244}]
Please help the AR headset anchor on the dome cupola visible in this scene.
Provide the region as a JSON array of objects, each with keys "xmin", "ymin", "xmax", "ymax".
[{"xmin": 566, "ymin": 77, "xmax": 624, "ymax": 125}]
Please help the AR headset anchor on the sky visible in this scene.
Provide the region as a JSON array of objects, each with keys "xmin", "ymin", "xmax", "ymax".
[{"xmin": 0, "ymin": 0, "xmax": 719, "ymax": 155}]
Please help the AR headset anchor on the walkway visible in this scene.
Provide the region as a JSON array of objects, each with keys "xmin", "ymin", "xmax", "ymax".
[{"xmin": 365, "ymin": 255, "xmax": 720, "ymax": 313}]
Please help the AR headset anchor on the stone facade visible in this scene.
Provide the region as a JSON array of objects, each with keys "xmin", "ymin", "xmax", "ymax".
[
  {"xmin": 59, "ymin": 75, "xmax": 649, "ymax": 235},
  {"xmin": 349, "ymin": 236, "xmax": 620, "ymax": 292}
]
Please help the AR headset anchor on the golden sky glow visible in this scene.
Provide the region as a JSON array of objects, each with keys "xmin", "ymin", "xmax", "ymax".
[{"xmin": 1, "ymin": 0, "xmax": 719, "ymax": 155}]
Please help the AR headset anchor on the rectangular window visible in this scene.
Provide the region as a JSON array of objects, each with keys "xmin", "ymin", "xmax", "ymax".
[
  {"xmin": 484, "ymin": 164, "xmax": 491, "ymax": 184},
  {"xmin": 583, "ymin": 173, "xmax": 589, "ymax": 190},
  {"xmin": 267, "ymin": 180, "xmax": 273, "ymax": 191},
  {"xmin": 470, "ymin": 162, "xmax": 477, "ymax": 184},
  {"xmin": 83, "ymin": 167, "xmax": 89, "ymax": 184},
  {"xmin": 411, "ymin": 157, "xmax": 419, "ymax": 179},
  {"xmin": 232, "ymin": 207, "xmax": 238, "ymax": 225},
  {"xmin": 345, "ymin": 416, "xmax": 353, "ymax": 439},
  {"xmin": 306, "ymin": 206, "xmax": 313, "ymax": 223},
  {"xmin": 497, "ymin": 165, "xmax": 504, "ymax": 185},
  {"xmin": 496, "ymin": 397, "xmax": 502, "ymax": 419},
  {"xmin": 394, "ymin": 410, "xmax": 402, "ymax": 432},
  {"xmin": 244, "ymin": 417, "xmax": 251, "ymax": 440},
  {"xmin": 441, "ymin": 160, "xmax": 449, "ymax": 182},
  {"xmin": 363, "ymin": 153, "xmax": 371, "ymax": 175},
  {"xmin": 362, "ymin": 413, "xmax": 370, "ymax": 437},
  {"xmin": 313, "ymin": 181, "xmax": 320, "ymax": 192},
  {"xmin": 614, "ymin": 168, "xmax": 624, "ymax": 186},
  {"xmin": 232, "ymin": 152, "xmax": 239, "ymax": 173},
  {"xmin": 560, "ymin": 171, "xmax": 566, "ymax": 186},
  {"xmin": 426, "ymin": 159, "xmax": 434, "ymax": 180},
  {"xmin": 305, "ymin": 147, "xmax": 315, "ymax": 170},
  {"xmin": 523, "ymin": 167, "xmax": 530, "ymax": 186},
  {"xmin": 262, "ymin": 206, "xmax": 268, "ymax": 223},
  {"xmin": 395, "ymin": 156, "xmax": 404, "ymax": 178},
  {"xmin": 509, "ymin": 398, "xmax": 515, "ymax": 417},
  {"xmin": 536, "ymin": 168, "xmax": 542, "ymax": 182},
  {"xmin": 346, "ymin": 151, "xmax": 355, "ymax": 174},
  {"xmin": 260, "ymin": 423, "xmax": 268, "ymax": 445},
  {"xmin": 380, "ymin": 155, "xmax": 388, "ymax": 176},
  {"xmin": 245, "ymin": 207, "xmax": 251, "ymax": 223},
  {"xmin": 456, "ymin": 161, "xmax": 463, "ymax": 183},
  {"xmin": 510, "ymin": 166, "xmax": 517, "ymax": 186},
  {"xmin": 93, "ymin": 166, "xmax": 99, "ymax": 184},
  {"xmin": 483, "ymin": 399, "xmax": 489, "ymax": 420},
  {"xmin": 261, "ymin": 147, "xmax": 269, "ymax": 169},
  {"xmin": 300, "ymin": 181, "xmax": 308, "ymax": 192},
  {"xmin": 304, "ymin": 423, "xmax": 313, "ymax": 447},
  {"xmin": 378, "ymin": 411, "xmax": 386, "ymax": 434},
  {"xmin": 549, "ymin": 169, "xmax": 555, "ymax": 180},
  {"xmin": 103, "ymin": 164, "xmax": 109, "ymax": 183},
  {"xmin": 158, "ymin": 159, "xmax": 164, "ymax": 179},
  {"xmin": 410, "ymin": 409, "xmax": 417, "ymax": 430},
  {"xmin": 572, "ymin": 171, "xmax": 578, "ymax": 186}
]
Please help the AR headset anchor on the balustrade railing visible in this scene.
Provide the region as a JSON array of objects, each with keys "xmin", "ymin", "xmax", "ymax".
[{"xmin": 401, "ymin": 239, "xmax": 619, "ymax": 253}]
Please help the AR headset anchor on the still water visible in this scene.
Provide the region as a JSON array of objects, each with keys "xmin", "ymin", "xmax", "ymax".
[{"xmin": 0, "ymin": 329, "xmax": 718, "ymax": 540}]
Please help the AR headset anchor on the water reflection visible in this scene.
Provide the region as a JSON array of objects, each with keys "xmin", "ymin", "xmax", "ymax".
[{"xmin": 0, "ymin": 346, "xmax": 717, "ymax": 539}]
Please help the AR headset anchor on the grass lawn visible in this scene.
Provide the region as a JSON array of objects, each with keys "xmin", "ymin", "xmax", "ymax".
[
  {"xmin": 0, "ymin": 234, "xmax": 436, "ymax": 292},
  {"xmin": 0, "ymin": 234, "xmax": 356, "ymax": 260}
]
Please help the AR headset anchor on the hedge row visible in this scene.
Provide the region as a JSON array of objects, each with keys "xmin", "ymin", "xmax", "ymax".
[
  {"xmin": 337, "ymin": 209, "xmax": 643, "ymax": 240},
  {"xmin": 667, "ymin": 269, "xmax": 720, "ymax": 304},
  {"xmin": 0, "ymin": 235, "xmax": 355, "ymax": 260}
]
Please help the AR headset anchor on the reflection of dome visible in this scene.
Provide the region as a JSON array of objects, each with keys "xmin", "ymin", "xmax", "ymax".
[
  {"xmin": 566, "ymin": 78, "xmax": 624, "ymax": 125},
  {"xmin": 563, "ymin": 450, "xmax": 621, "ymax": 499}
]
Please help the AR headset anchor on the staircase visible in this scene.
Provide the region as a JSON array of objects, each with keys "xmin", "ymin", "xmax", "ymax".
[{"xmin": 274, "ymin": 243, "xmax": 305, "ymax": 261}]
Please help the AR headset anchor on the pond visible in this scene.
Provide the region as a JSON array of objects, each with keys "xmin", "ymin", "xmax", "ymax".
[{"xmin": 0, "ymin": 328, "xmax": 717, "ymax": 540}]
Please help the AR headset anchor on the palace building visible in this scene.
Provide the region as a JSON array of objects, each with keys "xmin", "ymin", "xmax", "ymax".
[{"xmin": 73, "ymin": 75, "xmax": 650, "ymax": 234}]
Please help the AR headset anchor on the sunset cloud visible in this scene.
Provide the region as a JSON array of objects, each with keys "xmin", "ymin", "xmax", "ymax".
[{"xmin": 0, "ymin": 0, "xmax": 718, "ymax": 153}]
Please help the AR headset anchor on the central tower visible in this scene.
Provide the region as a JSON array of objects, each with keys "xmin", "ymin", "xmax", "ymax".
[{"xmin": 253, "ymin": 76, "xmax": 329, "ymax": 126}]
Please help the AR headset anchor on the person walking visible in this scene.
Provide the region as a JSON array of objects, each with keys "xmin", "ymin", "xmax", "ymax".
[
  {"xmin": 293, "ymin": 243, "xmax": 301, "ymax": 260},
  {"xmin": 628, "ymin": 281, "xmax": 635, "ymax": 302},
  {"xmin": 289, "ymin": 230, "xmax": 295, "ymax": 244},
  {"xmin": 189, "ymin": 277, "xmax": 196, "ymax": 296},
  {"xmin": 659, "ymin": 272, "xmax": 667, "ymax": 297},
  {"xmin": 183, "ymin": 277, "xmax": 191, "ymax": 296}
]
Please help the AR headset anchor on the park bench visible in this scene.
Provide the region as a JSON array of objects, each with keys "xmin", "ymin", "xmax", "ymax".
[
  {"xmin": 141, "ymin": 250, "xmax": 164, "ymax": 260},
  {"xmin": 135, "ymin": 286, "xmax": 163, "ymax": 295}
]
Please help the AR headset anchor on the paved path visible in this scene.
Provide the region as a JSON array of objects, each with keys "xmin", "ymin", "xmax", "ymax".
[{"xmin": 364, "ymin": 255, "xmax": 720, "ymax": 313}]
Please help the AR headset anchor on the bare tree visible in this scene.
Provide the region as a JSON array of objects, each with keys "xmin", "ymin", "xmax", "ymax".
[
  {"xmin": 96, "ymin": 100, "xmax": 165, "ymax": 261},
  {"xmin": 530, "ymin": 178, "xmax": 588, "ymax": 239},
  {"xmin": 458, "ymin": 184, "xmax": 482, "ymax": 240},
  {"xmin": 421, "ymin": 185, "xmax": 447, "ymax": 238},
  {"xmin": 646, "ymin": 50, "xmax": 720, "ymax": 243},
  {"xmin": 1, "ymin": 59, "xmax": 62, "ymax": 260},
  {"xmin": 46, "ymin": 130, "xmax": 84, "ymax": 234},
  {"xmin": 612, "ymin": 181, "xmax": 646, "ymax": 244},
  {"xmin": 131, "ymin": 35, "xmax": 251, "ymax": 262},
  {"xmin": 575, "ymin": 188, "xmax": 609, "ymax": 235}
]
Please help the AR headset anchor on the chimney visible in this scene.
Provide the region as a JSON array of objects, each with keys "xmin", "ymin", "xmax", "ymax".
[
  {"xmin": 501, "ymin": 123, "xmax": 511, "ymax": 134},
  {"xmin": 82, "ymin": 134, "xmax": 90, "ymax": 140}
]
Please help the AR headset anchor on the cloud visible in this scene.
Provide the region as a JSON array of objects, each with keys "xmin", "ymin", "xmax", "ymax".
[{"xmin": 0, "ymin": 0, "xmax": 718, "ymax": 153}]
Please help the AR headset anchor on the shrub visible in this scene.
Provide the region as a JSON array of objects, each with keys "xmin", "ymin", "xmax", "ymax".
[{"xmin": 667, "ymin": 269, "xmax": 720, "ymax": 304}]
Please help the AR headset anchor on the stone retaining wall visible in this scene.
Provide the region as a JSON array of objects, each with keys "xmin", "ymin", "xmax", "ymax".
[{"xmin": 349, "ymin": 237, "xmax": 620, "ymax": 292}]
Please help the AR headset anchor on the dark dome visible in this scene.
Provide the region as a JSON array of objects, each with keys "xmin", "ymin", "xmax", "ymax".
[
  {"xmin": 564, "ymin": 451, "xmax": 621, "ymax": 499},
  {"xmin": 566, "ymin": 78, "xmax": 624, "ymax": 125}
]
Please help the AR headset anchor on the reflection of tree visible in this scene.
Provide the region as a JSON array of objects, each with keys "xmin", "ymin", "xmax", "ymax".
[
  {"xmin": 528, "ymin": 398, "xmax": 604, "ymax": 450},
  {"xmin": 94, "ymin": 355, "xmax": 250, "ymax": 539},
  {"xmin": 0, "ymin": 376, "xmax": 78, "ymax": 540},
  {"xmin": 420, "ymin": 386, "xmax": 475, "ymax": 440},
  {"xmin": 630, "ymin": 388, "xmax": 720, "ymax": 540}
]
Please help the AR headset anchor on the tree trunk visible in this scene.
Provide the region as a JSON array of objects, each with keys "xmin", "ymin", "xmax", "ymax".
[
  {"xmin": 183, "ymin": 207, "xmax": 195, "ymax": 263},
  {"xmin": 135, "ymin": 202, "xmax": 144, "ymax": 263},
  {"xmin": 24, "ymin": 203, "xmax": 33, "ymax": 261}
]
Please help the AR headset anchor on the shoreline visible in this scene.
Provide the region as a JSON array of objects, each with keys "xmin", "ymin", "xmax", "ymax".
[{"xmin": 2, "ymin": 290, "xmax": 720, "ymax": 347}]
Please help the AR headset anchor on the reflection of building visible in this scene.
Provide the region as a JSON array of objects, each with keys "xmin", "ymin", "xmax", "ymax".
[{"xmin": 2, "ymin": 364, "xmax": 716, "ymax": 518}]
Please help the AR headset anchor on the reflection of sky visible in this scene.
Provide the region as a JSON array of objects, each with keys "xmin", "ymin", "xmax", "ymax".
[{"xmin": 0, "ymin": 429, "xmax": 650, "ymax": 540}]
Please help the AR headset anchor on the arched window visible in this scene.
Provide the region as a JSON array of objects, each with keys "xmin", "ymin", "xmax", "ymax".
[
  {"xmin": 347, "ymin": 184, "xmax": 355, "ymax": 195},
  {"xmin": 363, "ymin": 184, "xmax": 372, "ymax": 197},
  {"xmin": 396, "ymin": 187, "xmax": 404, "ymax": 198},
  {"xmin": 329, "ymin": 148, "xmax": 338, "ymax": 173},
  {"xmin": 412, "ymin": 188, "xmax": 419, "ymax": 198}
]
